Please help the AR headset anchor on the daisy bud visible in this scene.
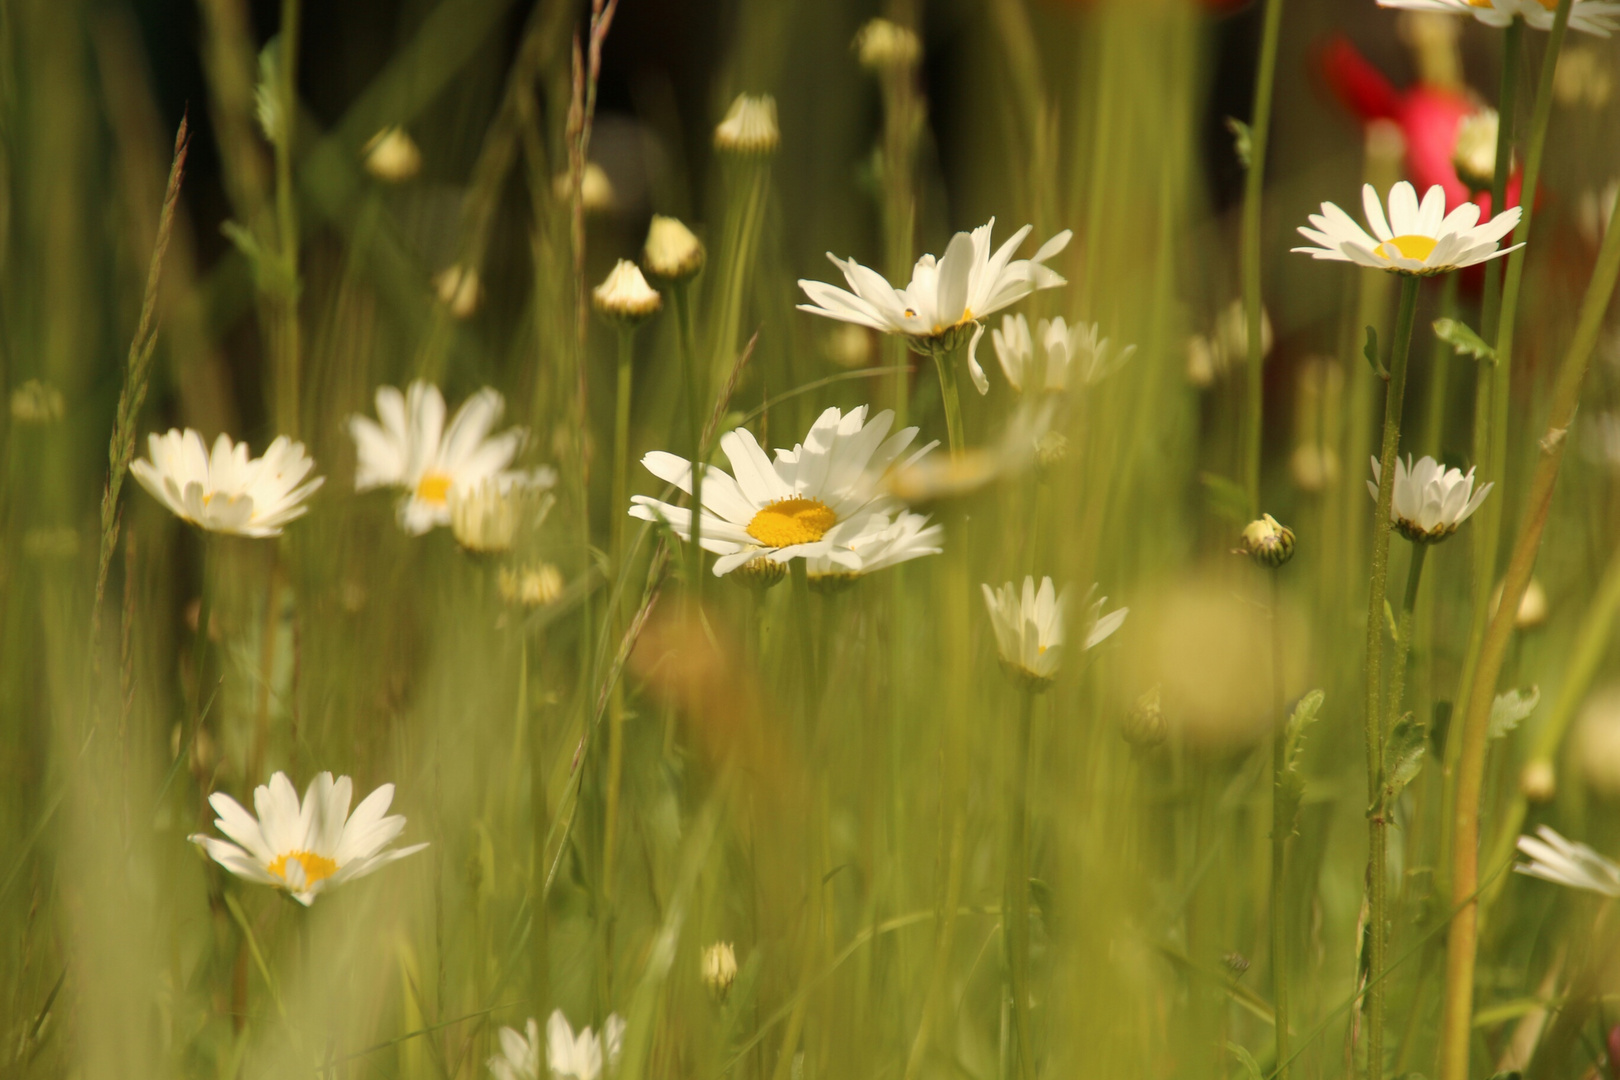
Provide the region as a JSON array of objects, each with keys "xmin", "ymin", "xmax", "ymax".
[
  {"xmin": 553, "ymin": 162, "xmax": 617, "ymax": 212},
  {"xmin": 1289, "ymin": 445, "xmax": 1340, "ymax": 493},
  {"xmin": 701, "ymin": 941, "xmax": 738, "ymax": 1000},
  {"xmin": 362, "ymin": 126, "xmax": 422, "ymax": 182},
  {"xmin": 1035, "ymin": 431, "xmax": 1070, "ymax": 471},
  {"xmin": 1489, "ymin": 577, "xmax": 1548, "ymax": 630},
  {"xmin": 643, "ymin": 215, "xmax": 705, "ymax": 280},
  {"xmin": 1555, "ymin": 46, "xmax": 1613, "ymax": 110},
  {"xmin": 10, "ymin": 378, "xmax": 64, "ymax": 423},
  {"xmin": 1238, "ymin": 514, "xmax": 1295, "ymax": 569},
  {"xmin": 450, "ymin": 479, "xmax": 524, "ymax": 555},
  {"xmin": 1576, "ymin": 686, "xmax": 1620, "ymax": 798},
  {"xmin": 434, "ymin": 265, "xmax": 483, "ymax": 318},
  {"xmin": 730, "ymin": 556, "xmax": 788, "ymax": 592},
  {"xmin": 714, "ymin": 94, "xmax": 779, "ymax": 156},
  {"xmin": 593, "ymin": 260, "xmax": 662, "ymax": 323},
  {"xmin": 1123, "ymin": 686, "xmax": 1168, "ymax": 750},
  {"xmin": 498, "ymin": 562, "xmax": 565, "ymax": 609},
  {"xmin": 1520, "ymin": 760, "xmax": 1556, "ymax": 803},
  {"xmin": 1222, "ymin": 951, "xmax": 1251, "ymax": 978},
  {"xmin": 824, "ymin": 324, "xmax": 874, "ymax": 369},
  {"xmin": 1451, "ymin": 108, "xmax": 1501, "ymax": 194},
  {"xmin": 854, "ymin": 18, "xmax": 921, "ymax": 71}
]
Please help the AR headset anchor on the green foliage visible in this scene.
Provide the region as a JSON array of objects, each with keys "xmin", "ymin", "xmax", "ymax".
[
  {"xmin": 1488, "ymin": 686, "xmax": 1540, "ymax": 740},
  {"xmin": 1433, "ymin": 318, "xmax": 1497, "ymax": 363}
]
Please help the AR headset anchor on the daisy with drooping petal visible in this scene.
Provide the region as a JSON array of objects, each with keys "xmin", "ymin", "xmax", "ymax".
[
  {"xmin": 1515, "ymin": 826, "xmax": 1620, "ymax": 896},
  {"xmin": 991, "ymin": 313, "xmax": 1135, "ymax": 395},
  {"xmin": 982, "ymin": 576, "xmax": 1127, "ymax": 688},
  {"xmin": 131, "ymin": 429, "xmax": 323, "ymax": 538},
  {"xmin": 189, "ymin": 772, "xmax": 427, "ymax": 906},
  {"xmin": 629, "ymin": 405, "xmax": 933, "ymax": 577},
  {"xmin": 1367, "ymin": 454, "xmax": 1493, "ymax": 542},
  {"xmin": 1377, "ymin": 0, "xmax": 1620, "ymax": 37},
  {"xmin": 348, "ymin": 381, "xmax": 527, "ymax": 535},
  {"xmin": 797, "ymin": 218, "xmax": 1072, "ymax": 394},
  {"xmin": 804, "ymin": 511, "xmax": 943, "ymax": 591},
  {"xmin": 1293, "ymin": 180, "xmax": 1523, "ymax": 276}
]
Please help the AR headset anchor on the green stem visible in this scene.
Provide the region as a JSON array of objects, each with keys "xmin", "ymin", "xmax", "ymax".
[
  {"xmin": 932, "ymin": 347, "xmax": 966, "ymax": 457},
  {"xmin": 1005, "ymin": 689, "xmax": 1037, "ymax": 1080},
  {"xmin": 1422, "ymin": 274, "xmax": 1460, "ymax": 457},
  {"xmin": 1387, "ymin": 543, "xmax": 1428, "ymax": 742},
  {"xmin": 523, "ymin": 634, "xmax": 550, "ymax": 1022},
  {"xmin": 710, "ymin": 161, "xmax": 769, "ymax": 388},
  {"xmin": 1240, "ymin": 0, "xmax": 1287, "ymax": 517},
  {"xmin": 1362, "ymin": 273, "xmax": 1421, "ymax": 1080},
  {"xmin": 1478, "ymin": 19, "xmax": 1522, "ymax": 348},
  {"xmin": 790, "ymin": 559, "xmax": 817, "ymax": 708},
  {"xmin": 603, "ymin": 327, "xmax": 635, "ymax": 905},
  {"xmin": 274, "ymin": 0, "xmax": 302, "ymax": 437},
  {"xmin": 673, "ymin": 281, "xmax": 706, "ymax": 602},
  {"xmin": 1270, "ymin": 575, "xmax": 1291, "ymax": 1080}
]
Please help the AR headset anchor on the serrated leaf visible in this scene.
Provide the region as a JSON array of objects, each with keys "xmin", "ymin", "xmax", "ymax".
[
  {"xmin": 1225, "ymin": 118, "xmax": 1253, "ymax": 169},
  {"xmin": 1286, "ymin": 689, "xmax": 1325, "ymax": 747},
  {"xmin": 1363, "ymin": 325, "xmax": 1387, "ymax": 378},
  {"xmin": 1488, "ymin": 686, "xmax": 1539, "ymax": 740},
  {"xmin": 1227, "ymin": 1042, "xmax": 1263, "ymax": 1080},
  {"xmin": 1276, "ymin": 690, "xmax": 1324, "ymax": 836},
  {"xmin": 1382, "ymin": 712, "xmax": 1429, "ymax": 806},
  {"xmin": 1433, "ymin": 318, "xmax": 1497, "ymax": 363},
  {"xmin": 1200, "ymin": 471, "xmax": 1250, "ymax": 527}
]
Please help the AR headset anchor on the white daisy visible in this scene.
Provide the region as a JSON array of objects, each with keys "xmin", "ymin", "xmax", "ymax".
[
  {"xmin": 629, "ymin": 405, "xmax": 933, "ymax": 576},
  {"xmin": 484, "ymin": 1011, "xmax": 625, "ymax": 1080},
  {"xmin": 991, "ymin": 313, "xmax": 1135, "ymax": 394},
  {"xmin": 804, "ymin": 511, "xmax": 943, "ymax": 590},
  {"xmin": 1377, "ymin": 0, "xmax": 1620, "ymax": 37},
  {"xmin": 131, "ymin": 428, "xmax": 323, "ymax": 538},
  {"xmin": 1368, "ymin": 454, "xmax": 1493, "ymax": 542},
  {"xmin": 189, "ymin": 772, "xmax": 427, "ymax": 906},
  {"xmin": 982, "ymin": 576, "xmax": 1127, "ymax": 687},
  {"xmin": 797, "ymin": 219, "xmax": 1072, "ymax": 394},
  {"xmin": 348, "ymin": 381, "xmax": 527, "ymax": 535},
  {"xmin": 1292, "ymin": 181, "xmax": 1523, "ymax": 276},
  {"xmin": 1515, "ymin": 826, "xmax": 1620, "ymax": 896}
]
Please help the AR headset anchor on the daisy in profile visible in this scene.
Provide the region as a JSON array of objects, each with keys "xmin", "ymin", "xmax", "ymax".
[
  {"xmin": 348, "ymin": 381, "xmax": 527, "ymax": 535},
  {"xmin": 189, "ymin": 772, "xmax": 427, "ymax": 906},
  {"xmin": 804, "ymin": 511, "xmax": 943, "ymax": 591},
  {"xmin": 1377, "ymin": 0, "xmax": 1620, "ymax": 37},
  {"xmin": 131, "ymin": 429, "xmax": 323, "ymax": 537},
  {"xmin": 488, "ymin": 1011, "xmax": 626, "ymax": 1080},
  {"xmin": 982, "ymin": 576, "xmax": 1127, "ymax": 688},
  {"xmin": 1292, "ymin": 180, "xmax": 1523, "ymax": 276},
  {"xmin": 1368, "ymin": 454, "xmax": 1493, "ymax": 542},
  {"xmin": 797, "ymin": 219, "xmax": 1072, "ymax": 393},
  {"xmin": 629, "ymin": 405, "xmax": 932, "ymax": 576},
  {"xmin": 991, "ymin": 313, "xmax": 1135, "ymax": 395},
  {"xmin": 1515, "ymin": 826, "xmax": 1620, "ymax": 896}
]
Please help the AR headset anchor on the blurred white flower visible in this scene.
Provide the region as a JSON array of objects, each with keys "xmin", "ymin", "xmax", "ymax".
[
  {"xmin": 1451, "ymin": 108, "xmax": 1502, "ymax": 193},
  {"xmin": 1368, "ymin": 454, "xmax": 1493, "ymax": 542},
  {"xmin": 1489, "ymin": 576, "xmax": 1548, "ymax": 629},
  {"xmin": 992, "ymin": 314, "xmax": 1134, "ymax": 394},
  {"xmin": 643, "ymin": 215, "xmax": 705, "ymax": 280},
  {"xmin": 701, "ymin": 941, "xmax": 739, "ymax": 998},
  {"xmin": 10, "ymin": 378, "xmax": 64, "ymax": 423},
  {"xmin": 498, "ymin": 562, "xmax": 566, "ymax": 609},
  {"xmin": 1515, "ymin": 826, "xmax": 1620, "ymax": 897},
  {"xmin": 487, "ymin": 1018, "xmax": 542, "ymax": 1080},
  {"xmin": 189, "ymin": 772, "xmax": 427, "ymax": 906},
  {"xmin": 434, "ymin": 265, "xmax": 484, "ymax": 318},
  {"xmin": 593, "ymin": 259, "xmax": 662, "ymax": 322},
  {"xmin": 451, "ymin": 471, "xmax": 557, "ymax": 555},
  {"xmin": 805, "ymin": 511, "xmax": 943, "ymax": 590},
  {"xmin": 1577, "ymin": 180, "xmax": 1619, "ymax": 248},
  {"xmin": 630, "ymin": 405, "xmax": 932, "ymax": 576},
  {"xmin": 131, "ymin": 429, "xmax": 323, "ymax": 538},
  {"xmin": 362, "ymin": 126, "xmax": 422, "ymax": 182},
  {"xmin": 1293, "ymin": 181, "xmax": 1523, "ymax": 276},
  {"xmin": 982, "ymin": 576, "xmax": 1126, "ymax": 688},
  {"xmin": 348, "ymin": 382, "xmax": 527, "ymax": 536},
  {"xmin": 1555, "ymin": 45, "xmax": 1615, "ymax": 107},
  {"xmin": 552, "ymin": 163, "xmax": 616, "ymax": 211},
  {"xmin": 550, "ymin": 1011, "xmax": 625, "ymax": 1080},
  {"xmin": 714, "ymin": 94, "xmax": 779, "ymax": 154},
  {"xmin": 797, "ymin": 218, "xmax": 1071, "ymax": 394},
  {"xmin": 1378, "ymin": 0, "xmax": 1620, "ymax": 37},
  {"xmin": 855, "ymin": 18, "xmax": 921, "ymax": 69},
  {"xmin": 1186, "ymin": 301, "xmax": 1272, "ymax": 387}
]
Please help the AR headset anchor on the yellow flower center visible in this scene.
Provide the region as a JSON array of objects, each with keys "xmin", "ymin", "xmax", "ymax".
[
  {"xmin": 1377, "ymin": 234, "xmax": 1439, "ymax": 263},
  {"xmin": 746, "ymin": 497, "xmax": 837, "ymax": 547},
  {"xmin": 415, "ymin": 472, "xmax": 453, "ymax": 505},
  {"xmin": 268, "ymin": 850, "xmax": 339, "ymax": 888}
]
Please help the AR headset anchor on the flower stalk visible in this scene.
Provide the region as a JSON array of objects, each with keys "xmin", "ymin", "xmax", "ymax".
[
  {"xmin": 1241, "ymin": 0, "xmax": 1287, "ymax": 517},
  {"xmin": 933, "ymin": 345, "xmax": 966, "ymax": 458},
  {"xmin": 1004, "ymin": 687, "xmax": 1037, "ymax": 1080}
]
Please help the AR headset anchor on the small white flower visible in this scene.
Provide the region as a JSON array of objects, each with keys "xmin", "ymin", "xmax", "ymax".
[
  {"xmin": 1368, "ymin": 454, "xmax": 1493, "ymax": 542},
  {"xmin": 629, "ymin": 405, "xmax": 932, "ymax": 576},
  {"xmin": 804, "ymin": 511, "xmax": 943, "ymax": 590},
  {"xmin": 593, "ymin": 259, "xmax": 662, "ymax": 322},
  {"xmin": 982, "ymin": 576, "xmax": 1126, "ymax": 687},
  {"xmin": 1378, "ymin": 0, "xmax": 1620, "ymax": 37},
  {"xmin": 1293, "ymin": 180, "xmax": 1523, "ymax": 276},
  {"xmin": 348, "ymin": 381, "xmax": 527, "ymax": 536},
  {"xmin": 488, "ymin": 1018, "xmax": 542, "ymax": 1080},
  {"xmin": 1451, "ymin": 108, "xmax": 1502, "ymax": 193},
  {"xmin": 131, "ymin": 429, "xmax": 323, "ymax": 538},
  {"xmin": 552, "ymin": 163, "xmax": 617, "ymax": 211},
  {"xmin": 189, "ymin": 772, "xmax": 427, "ymax": 906},
  {"xmin": 362, "ymin": 126, "xmax": 422, "ymax": 182},
  {"xmin": 798, "ymin": 218, "xmax": 1072, "ymax": 394},
  {"xmin": 714, "ymin": 94, "xmax": 779, "ymax": 154},
  {"xmin": 855, "ymin": 18, "xmax": 921, "ymax": 69},
  {"xmin": 548, "ymin": 1010, "xmax": 625, "ymax": 1080},
  {"xmin": 991, "ymin": 314, "xmax": 1134, "ymax": 394},
  {"xmin": 1515, "ymin": 826, "xmax": 1620, "ymax": 897},
  {"xmin": 643, "ymin": 215, "xmax": 705, "ymax": 280},
  {"xmin": 701, "ymin": 941, "xmax": 739, "ymax": 998},
  {"xmin": 450, "ymin": 470, "xmax": 557, "ymax": 554}
]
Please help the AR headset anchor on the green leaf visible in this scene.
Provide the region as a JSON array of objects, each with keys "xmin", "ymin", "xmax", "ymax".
[
  {"xmin": 1276, "ymin": 690, "xmax": 1324, "ymax": 836},
  {"xmin": 1225, "ymin": 118, "xmax": 1253, "ymax": 169},
  {"xmin": 1227, "ymin": 1042, "xmax": 1263, "ymax": 1080},
  {"xmin": 1286, "ymin": 689, "xmax": 1325, "ymax": 747},
  {"xmin": 1200, "ymin": 471, "xmax": 1250, "ymax": 527},
  {"xmin": 1488, "ymin": 686, "xmax": 1540, "ymax": 740},
  {"xmin": 1433, "ymin": 318, "xmax": 1497, "ymax": 363},
  {"xmin": 1382, "ymin": 712, "xmax": 1429, "ymax": 807},
  {"xmin": 1363, "ymin": 325, "xmax": 1387, "ymax": 378}
]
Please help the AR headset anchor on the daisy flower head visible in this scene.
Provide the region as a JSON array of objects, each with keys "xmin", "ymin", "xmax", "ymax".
[
  {"xmin": 348, "ymin": 381, "xmax": 527, "ymax": 536},
  {"xmin": 1514, "ymin": 826, "xmax": 1620, "ymax": 897},
  {"xmin": 1377, "ymin": 0, "xmax": 1620, "ymax": 37},
  {"xmin": 714, "ymin": 94, "xmax": 779, "ymax": 155},
  {"xmin": 1368, "ymin": 454, "xmax": 1493, "ymax": 542},
  {"xmin": 549, "ymin": 1011, "xmax": 625, "ymax": 1080},
  {"xmin": 804, "ymin": 511, "xmax": 943, "ymax": 592},
  {"xmin": 797, "ymin": 218, "xmax": 1072, "ymax": 394},
  {"xmin": 131, "ymin": 428, "xmax": 323, "ymax": 538},
  {"xmin": 982, "ymin": 576, "xmax": 1127, "ymax": 689},
  {"xmin": 189, "ymin": 771, "xmax": 427, "ymax": 906},
  {"xmin": 629, "ymin": 405, "xmax": 933, "ymax": 577},
  {"xmin": 1293, "ymin": 180, "xmax": 1523, "ymax": 276},
  {"xmin": 991, "ymin": 313, "xmax": 1134, "ymax": 395}
]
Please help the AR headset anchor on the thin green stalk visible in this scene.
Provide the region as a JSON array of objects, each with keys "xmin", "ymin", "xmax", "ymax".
[
  {"xmin": 273, "ymin": 0, "xmax": 302, "ymax": 436},
  {"xmin": 1004, "ymin": 688, "xmax": 1036, "ymax": 1080},
  {"xmin": 1422, "ymin": 274, "xmax": 1460, "ymax": 457},
  {"xmin": 932, "ymin": 347, "xmax": 966, "ymax": 457},
  {"xmin": 1362, "ymin": 273, "xmax": 1421, "ymax": 1080},
  {"xmin": 603, "ymin": 326, "xmax": 635, "ymax": 904},
  {"xmin": 1478, "ymin": 19, "xmax": 1522, "ymax": 347},
  {"xmin": 1387, "ymin": 543, "xmax": 1429, "ymax": 739},
  {"xmin": 1439, "ymin": 61, "xmax": 1620, "ymax": 1080},
  {"xmin": 610, "ymin": 327, "xmax": 636, "ymax": 580},
  {"xmin": 1269, "ymin": 575, "xmax": 1291, "ymax": 1080},
  {"xmin": 878, "ymin": 33, "xmax": 921, "ymax": 427},
  {"xmin": 672, "ymin": 281, "xmax": 706, "ymax": 599},
  {"xmin": 524, "ymin": 634, "xmax": 551, "ymax": 1023},
  {"xmin": 709, "ymin": 160, "xmax": 769, "ymax": 388},
  {"xmin": 1240, "ymin": 0, "xmax": 1287, "ymax": 517},
  {"xmin": 790, "ymin": 560, "xmax": 817, "ymax": 708}
]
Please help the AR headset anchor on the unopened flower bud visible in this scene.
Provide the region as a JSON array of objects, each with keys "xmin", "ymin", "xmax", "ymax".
[
  {"xmin": 1239, "ymin": 514, "xmax": 1295, "ymax": 569},
  {"xmin": 593, "ymin": 260, "xmax": 662, "ymax": 323},
  {"xmin": 701, "ymin": 941, "xmax": 738, "ymax": 1000},
  {"xmin": 10, "ymin": 379, "xmax": 64, "ymax": 424},
  {"xmin": 714, "ymin": 94, "xmax": 779, "ymax": 155},
  {"xmin": 451, "ymin": 480, "xmax": 524, "ymax": 555},
  {"xmin": 731, "ymin": 556, "xmax": 787, "ymax": 592},
  {"xmin": 855, "ymin": 18, "xmax": 921, "ymax": 71},
  {"xmin": 434, "ymin": 265, "xmax": 483, "ymax": 318},
  {"xmin": 553, "ymin": 162, "xmax": 616, "ymax": 212},
  {"xmin": 1035, "ymin": 431, "xmax": 1070, "ymax": 472},
  {"xmin": 1520, "ymin": 760, "xmax": 1556, "ymax": 803},
  {"xmin": 1123, "ymin": 686, "xmax": 1168, "ymax": 750},
  {"xmin": 498, "ymin": 562, "xmax": 565, "ymax": 609},
  {"xmin": 644, "ymin": 215, "xmax": 705, "ymax": 280},
  {"xmin": 1489, "ymin": 577, "xmax": 1548, "ymax": 630},
  {"xmin": 1452, "ymin": 109, "xmax": 1502, "ymax": 194},
  {"xmin": 362, "ymin": 126, "xmax": 422, "ymax": 182},
  {"xmin": 1222, "ymin": 951, "xmax": 1251, "ymax": 978}
]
